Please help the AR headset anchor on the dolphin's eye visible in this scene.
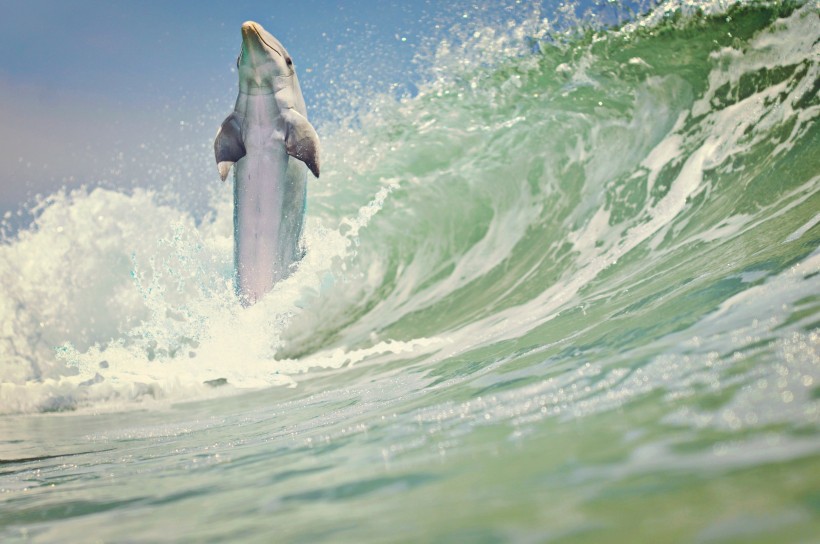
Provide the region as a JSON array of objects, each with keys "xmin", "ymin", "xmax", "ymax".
[
  {"xmin": 236, "ymin": 54, "xmax": 241, "ymax": 69},
  {"xmin": 285, "ymin": 57, "xmax": 293, "ymax": 67}
]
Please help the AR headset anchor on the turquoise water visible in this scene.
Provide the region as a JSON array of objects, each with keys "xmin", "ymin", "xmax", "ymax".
[{"xmin": 1, "ymin": 2, "xmax": 819, "ymax": 541}]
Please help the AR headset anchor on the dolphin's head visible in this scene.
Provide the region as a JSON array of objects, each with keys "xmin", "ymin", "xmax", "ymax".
[{"xmin": 237, "ymin": 21, "xmax": 294, "ymax": 94}]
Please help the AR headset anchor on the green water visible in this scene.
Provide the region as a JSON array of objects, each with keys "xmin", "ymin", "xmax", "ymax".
[{"xmin": 1, "ymin": 2, "xmax": 819, "ymax": 542}]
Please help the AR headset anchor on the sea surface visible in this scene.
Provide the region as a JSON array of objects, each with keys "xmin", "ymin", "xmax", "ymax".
[{"xmin": 1, "ymin": 1, "xmax": 819, "ymax": 541}]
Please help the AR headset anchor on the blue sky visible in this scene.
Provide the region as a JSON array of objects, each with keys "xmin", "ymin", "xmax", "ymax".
[
  {"xmin": 0, "ymin": 1, "xmax": 432, "ymax": 219},
  {"xmin": 0, "ymin": 0, "xmax": 611, "ymax": 225}
]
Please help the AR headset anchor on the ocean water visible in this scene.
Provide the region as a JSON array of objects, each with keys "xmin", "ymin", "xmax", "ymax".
[{"xmin": 1, "ymin": 1, "xmax": 819, "ymax": 541}]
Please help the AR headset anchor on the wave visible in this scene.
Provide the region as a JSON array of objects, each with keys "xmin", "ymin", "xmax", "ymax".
[{"xmin": 1, "ymin": 1, "xmax": 817, "ymax": 414}]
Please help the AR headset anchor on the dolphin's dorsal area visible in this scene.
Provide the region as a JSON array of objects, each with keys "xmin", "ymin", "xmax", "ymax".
[{"xmin": 214, "ymin": 21, "xmax": 320, "ymax": 305}]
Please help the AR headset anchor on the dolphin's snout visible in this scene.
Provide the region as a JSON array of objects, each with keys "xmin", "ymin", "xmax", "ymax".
[
  {"xmin": 240, "ymin": 20, "xmax": 283, "ymax": 61},
  {"xmin": 241, "ymin": 21, "xmax": 261, "ymax": 43}
]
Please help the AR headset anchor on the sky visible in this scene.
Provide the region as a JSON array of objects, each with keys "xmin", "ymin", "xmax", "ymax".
[
  {"xmin": 0, "ymin": 0, "xmax": 433, "ymax": 221},
  {"xmin": 0, "ymin": 0, "xmax": 610, "ymax": 228}
]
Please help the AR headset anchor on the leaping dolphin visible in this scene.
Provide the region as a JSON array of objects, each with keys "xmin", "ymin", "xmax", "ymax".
[{"xmin": 214, "ymin": 21, "xmax": 320, "ymax": 305}]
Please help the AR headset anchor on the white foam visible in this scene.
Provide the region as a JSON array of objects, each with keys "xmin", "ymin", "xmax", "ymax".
[
  {"xmin": 784, "ymin": 212, "xmax": 820, "ymax": 243},
  {"xmin": 0, "ymin": 169, "xmax": 403, "ymax": 413}
]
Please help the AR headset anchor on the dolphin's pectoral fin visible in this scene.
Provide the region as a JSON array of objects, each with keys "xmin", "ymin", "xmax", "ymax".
[
  {"xmin": 214, "ymin": 113, "xmax": 246, "ymax": 181},
  {"xmin": 282, "ymin": 109, "xmax": 321, "ymax": 178}
]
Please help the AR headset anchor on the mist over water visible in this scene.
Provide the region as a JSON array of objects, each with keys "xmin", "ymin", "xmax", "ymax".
[{"xmin": 1, "ymin": 1, "xmax": 819, "ymax": 541}]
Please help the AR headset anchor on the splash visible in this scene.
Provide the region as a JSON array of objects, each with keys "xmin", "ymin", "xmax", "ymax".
[{"xmin": 1, "ymin": 1, "xmax": 817, "ymax": 414}]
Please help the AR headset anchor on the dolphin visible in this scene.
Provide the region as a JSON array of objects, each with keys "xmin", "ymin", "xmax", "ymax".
[{"xmin": 214, "ymin": 21, "xmax": 320, "ymax": 305}]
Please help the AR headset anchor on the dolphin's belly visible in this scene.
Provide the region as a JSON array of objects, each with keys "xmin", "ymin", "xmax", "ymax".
[
  {"xmin": 216, "ymin": 24, "xmax": 319, "ymax": 306},
  {"xmin": 234, "ymin": 144, "xmax": 307, "ymax": 304}
]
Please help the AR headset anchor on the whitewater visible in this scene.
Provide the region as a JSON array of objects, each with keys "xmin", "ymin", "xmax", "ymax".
[{"xmin": 1, "ymin": 1, "xmax": 818, "ymax": 541}]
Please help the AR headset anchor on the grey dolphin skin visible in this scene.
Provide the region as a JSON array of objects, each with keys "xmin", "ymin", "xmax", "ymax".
[{"xmin": 214, "ymin": 21, "xmax": 320, "ymax": 305}]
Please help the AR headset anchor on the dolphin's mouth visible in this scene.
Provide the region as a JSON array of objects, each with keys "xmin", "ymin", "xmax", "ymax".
[{"xmin": 242, "ymin": 22, "xmax": 284, "ymax": 58}]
